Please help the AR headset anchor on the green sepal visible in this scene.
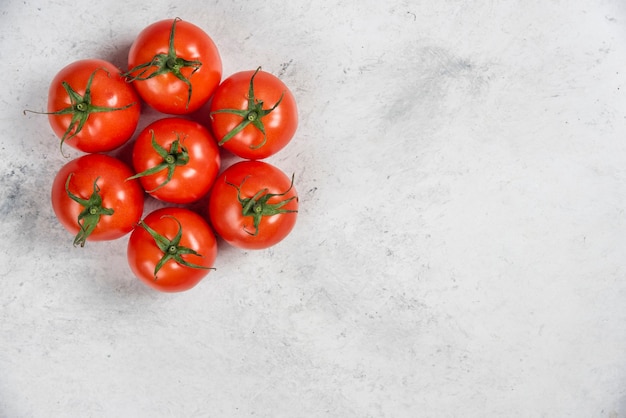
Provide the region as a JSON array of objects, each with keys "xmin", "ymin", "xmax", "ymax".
[
  {"xmin": 226, "ymin": 174, "xmax": 298, "ymax": 236},
  {"xmin": 123, "ymin": 17, "xmax": 201, "ymax": 110},
  {"xmin": 64, "ymin": 174, "xmax": 115, "ymax": 247},
  {"xmin": 210, "ymin": 66, "xmax": 284, "ymax": 149},
  {"xmin": 138, "ymin": 215, "xmax": 214, "ymax": 280},
  {"xmin": 25, "ymin": 67, "xmax": 136, "ymax": 157},
  {"xmin": 126, "ymin": 131, "xmax": 189, "ymax": 192}
]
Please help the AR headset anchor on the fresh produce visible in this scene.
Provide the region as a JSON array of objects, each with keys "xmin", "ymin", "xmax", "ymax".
[
  {"xmin": 127, "ymin": 207, "xmax": 217, "ymax": 292},
  {"xmin": 40, "ymin": 59, "xmax": 141, "ymax": 154},
  {"xmin": 208, "ymin": 161, "xmax": 298, "ymax": 250},
  {"xmin": 125, "ymin": 18, "xmax": 222, "ymax": 114},
  {"xmin": 51, "ymin": 154, "xmax": 144, "ymax": 247},
  {"xmin": 128, "ymin": 117, "xmax": 220, "ymax": 204},
  {"xmin": 37, "ymin": 18, "xmax": 301, "ymax": 293},
  {"xmin": 209, "ymin": 67, "xmax": 298, "ymax": 160}
]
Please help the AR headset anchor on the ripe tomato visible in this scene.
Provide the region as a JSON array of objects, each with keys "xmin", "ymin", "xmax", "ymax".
[
  {"xmin": 51, "ymin": 154, "xmax": 144, "ymax": 247},
  {"xmin": 127, "ymin": 207, "xmax": 218, "ymax": 292},
  {"xmin": 209, "ymin": 67, "xmax": 298, "ymax": 160},
  {"xmin": 128, "ymin": 117, "xmax": 220, "ymax": 204},
  {"xmin": 126, "ymin": 18, "xmax": 222, "ymax": 114},
  {"xmin": 208, "ymin": 161, "xmax": 298, "ymax": 249},
  {"xmin": 44, "ymin": 59, "xmax": 141, "ymax": 154}
]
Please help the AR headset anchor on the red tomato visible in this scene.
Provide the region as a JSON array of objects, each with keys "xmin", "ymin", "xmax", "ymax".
[
  {"xmin": 126, "ymin": 18, "xmax": 222, "ymax": 114},
  {"xmin": 208, "ymin": 161, "xmax": 298, "ymax": 249},
  {"xmin": 209, "ymin": 67, "xmax": 298, "ymax": 160},
  {"xmin": 51, "ymin": 154, "xmax": 144, "ymax": 247},
  {"xmin": 129, "ymin": 117, "xmax": 220, "ymax": 204},
  {"xmin": 45, "ymin": 59, "xmax": 141, "ymax": 154},
  {"xmin": 127, "ymin": 207, "xmax": 217, "ymax": 292}
]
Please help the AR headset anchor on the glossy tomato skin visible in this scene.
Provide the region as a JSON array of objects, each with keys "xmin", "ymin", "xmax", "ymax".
[
  {"xmin": 51, "ymin": 154, "xmax": 144, "ymax": 243},
  {"xmin": 208, "ymin": 161, "xmax": 298, "ymax": 249},
  {"xmin": 209, "ymin": 69, "xmax": 298, "ymax": 160},
  {"xmin": 127, "ymin": 19, "xmax": 222, "ymax": 114},
  {"xmin": 127, "ymin": 207, "xmax": 218, "ymax": 292},
  {"xmin": 47, "ymin": 59, "xmax": 141, "ymax": 153},
  {"xmin": 131, "ymin": 117, "xmax": 220, "ymax": 204}
]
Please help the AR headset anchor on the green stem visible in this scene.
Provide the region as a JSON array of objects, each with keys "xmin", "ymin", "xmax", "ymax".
[
  {"xmin": 65, "ymin": 174, "xmax": 114, "ymax": 247},
  {"xmin": 139, "ymin": 215, "xmax": 214, "ymax": 280},
  {"xmin": 226, "ymin": 174, "xmax": 298, "ymax": 236},
  {"xmin": 210, "ymin": 66, "xmax": 284, "ymax": 149},
  {"xmin": 123, "ymin": 18, "xmax": 202, "ymax": 109},
  {"xmin": 24, "ymin": 67, "xmax": 136, "ymax": 157},
  {"xmin": 126, "ymin": 131, "xmax": 189, "ymax": 192}
]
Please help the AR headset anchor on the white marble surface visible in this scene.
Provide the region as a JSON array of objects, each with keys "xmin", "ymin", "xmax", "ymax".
[{"xmin": 1, "ymin": 0, "xmax": 626, "ymax": 416}]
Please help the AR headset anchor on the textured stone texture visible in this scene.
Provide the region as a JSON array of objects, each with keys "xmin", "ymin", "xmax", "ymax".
[{"xmin": 1, "ymin": 0, "xmax": 626, "ymax": 417}]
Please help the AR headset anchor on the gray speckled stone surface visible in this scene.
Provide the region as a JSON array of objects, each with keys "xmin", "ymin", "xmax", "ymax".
[{"xmin": 2, "ymin": 0, "xmax": 626, "ymax": 417}]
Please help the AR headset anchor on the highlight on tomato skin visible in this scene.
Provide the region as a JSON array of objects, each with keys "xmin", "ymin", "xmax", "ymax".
[
  {"xmin": 207, "ymin": 160, "xmax": 299, "ymax": 250},
  {"xmin": 125, "ymin": 18, "xmax": 223, "ymax": 115},
  {"xmin": 126, "ymin": 207, "xmax": 218, "ymax": 293}
]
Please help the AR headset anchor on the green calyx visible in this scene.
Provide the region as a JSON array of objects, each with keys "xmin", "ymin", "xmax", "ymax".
[
  {"xmin": 226, "ymin": 174, "xmax": 297, "ymax": 236},
  {"xmin": 25, "ymin": 67, "xmax": 135, "ymax": 157},
  {"xmin": 124, "ymin": 17, "xmax": 201, "ymax": 109},
  {"xmin": 65, "ymin": 174, "xmax": 114, "ymax": 247},
  {"xmin": 139, "ymin": 215, "xmax": 214, "ymax": 280},
  {"xmin": 210, "ymin": 66, "xmax": 284, "ymax": 149},
  {"xmin": 126, "ymin": 130, "xmax": 189, "ymax": 192}
]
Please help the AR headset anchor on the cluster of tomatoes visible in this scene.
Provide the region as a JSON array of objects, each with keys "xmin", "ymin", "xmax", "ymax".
[{"xmin": 37, "ymin": 18, "xmax": 300, "ymax": 293}]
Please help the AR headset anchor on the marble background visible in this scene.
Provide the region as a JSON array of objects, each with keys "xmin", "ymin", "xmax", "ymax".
[{"xmin": 1, "ymin": 0, "xmax": 626, "ymax": 417}]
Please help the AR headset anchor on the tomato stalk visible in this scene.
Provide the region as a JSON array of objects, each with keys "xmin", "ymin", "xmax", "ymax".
[
  {"xmin": 25, "ymin": 67, "xmax": 135, "ymax": 156},
  {"xmin": 123, "ymin": 18, "xmax": 201, "ymax": 109},
  {"xmin": 226, "ymin": 174, "xmax": 297, "ymax": 236},
  {"xmin": 126, "ymin": 130, "xmax": 189, "ymax": 192},
  {"xmin": 139, "ymin": 216, "xmax": 214, "ymax": 280},
  {"xmin": 65, "ymin": 174, "xmax": 114, "ymax": 247},
  {"xmin": 210, "ymin": 66, "xmax": 284, "ymax": 149}
]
